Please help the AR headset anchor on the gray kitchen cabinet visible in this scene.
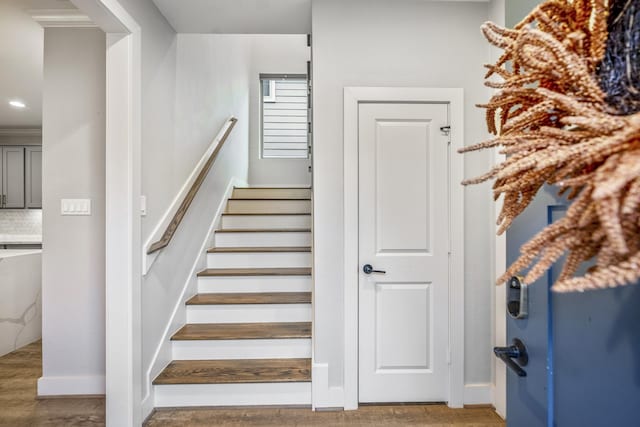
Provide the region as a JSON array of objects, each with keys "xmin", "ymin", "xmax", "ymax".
[
  {"xmin": 1, "ymin": 147, "xmax": 25, "ymax": 209},
  {"xmin": 25, "ymin": 147, "xmax": 42, "ymax": 208}
]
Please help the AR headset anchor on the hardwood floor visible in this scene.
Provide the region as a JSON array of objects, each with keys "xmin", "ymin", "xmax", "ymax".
[
  {"xmin": 0, "ymin": 341, "xmax": 104, "ymax": 427},
  {"xmin": 146, "ymin": 405, "xmax": 505, "ymax": 426},
  {"xmin": 0, "ymin": 341, "xmax": 505, "ymax": 427}
]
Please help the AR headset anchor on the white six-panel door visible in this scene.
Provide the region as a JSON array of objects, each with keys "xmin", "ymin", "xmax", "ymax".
[{"xmin": 358, "ymin": 102, "xmax": 450, "ymax": 402}]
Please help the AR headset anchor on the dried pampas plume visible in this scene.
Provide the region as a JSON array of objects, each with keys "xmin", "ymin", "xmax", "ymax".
[{"xmin": 462, "ymin": 0, "xmax": 640, "ymax": 293}]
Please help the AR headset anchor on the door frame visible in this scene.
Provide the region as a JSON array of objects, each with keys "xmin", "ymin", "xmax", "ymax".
[
  {"xmin": 343, "ymin": 87, "xmax": 465, "ymax": 409},
  {"xmin": 68, "ymin": 1, "xmax": 143, "ymax": 425}
]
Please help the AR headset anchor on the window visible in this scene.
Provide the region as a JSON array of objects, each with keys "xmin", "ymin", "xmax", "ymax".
[{"xmin": 260, "ymin": 74, "xmax": 309, "ymax": 159}]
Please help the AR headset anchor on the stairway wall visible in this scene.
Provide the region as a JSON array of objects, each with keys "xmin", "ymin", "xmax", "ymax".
[
  {"xmin": 248, "ymin": 35, "xmax": 311, "ymax": 187},
  {"xmin": 141, "ymin": 34, "xmax": 253, "ymax": 414}
]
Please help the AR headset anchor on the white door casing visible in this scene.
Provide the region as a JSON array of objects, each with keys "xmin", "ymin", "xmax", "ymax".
[
  {"xmin": 358, "ymin": 102, "xmax": 449, "ymax": 402},
  {"xmin": 343, "ymin": 87, "xmax": 464, "ymax": 409}
]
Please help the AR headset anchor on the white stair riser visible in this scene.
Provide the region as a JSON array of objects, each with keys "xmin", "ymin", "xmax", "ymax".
[
  {"xmin": 232, "ymin": 188, "xmax": 311, "ymax": 199},
  {"xmin": 186, "ymin": 304, "xmax": 312, "ymax": 323},
  {"xmin": 207, "ymin": 252, "xmax": 311, "ymax": 269},
  {"xmin": 198, "ymin": 276, "xmax": 312, "ymax": 293},
  {"xmin": 172, "ymin": 339, "xmax": 311, "ymax": 360},
  {"xmin": 221, "ymin": 215, "xmax": 311, "ymax": 230},
  {"xmin": 215, "ymin": 232, "xmax": 311, "ymax": 247},
  {"xmin": 154, "ymin": 382, "xmax": 311, "ymax": 407},
  {"xmin": 226, "ymin": 199, "xmax": 311, "ymax": 214}
]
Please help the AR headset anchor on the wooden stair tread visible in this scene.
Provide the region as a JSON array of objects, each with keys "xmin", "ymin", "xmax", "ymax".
[
  {"xmin": 197, "ymin": 267, "xmax": 311, "ymax": 277},
  {"xmin": 187, "ymin": 292, "xmax": 311, "ymax": 306},
  {"xmin": 207, "ymin": 246, "xmax": 311, "ymax": 253},
  {"xmin": 171, "ymin": 322, "xmax": 312, "ymax": 341},
  {"xmin": 234, "ymin": 187, "xmax": 311, "ymax": 189},
  {"xmin": 221, "ymin": 213, "xmax": 310, "ymax": 216},
  {"xmin": 153, "ymin": 358, "xmax": 311, "ymax": 385},
  {"xmin": 229, "ymin": 198, "xmax": 311, "ymax": 201},
  {"xmin": 215, "ymin": 228, "xmax": 311, "ymax": 233}
]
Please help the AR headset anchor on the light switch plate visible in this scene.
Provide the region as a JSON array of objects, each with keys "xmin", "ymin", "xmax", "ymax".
[
  {"xmin": 61, "ymin": 199, "xmax": 92, "ymax": 216},
  {"xmin": 140, "ymin": 195, "xmax": 147, "ymax": 216}
]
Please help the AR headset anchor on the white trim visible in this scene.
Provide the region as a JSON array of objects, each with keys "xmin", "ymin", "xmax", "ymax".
[
  {"xmin": 71, "ymin": 0, "xmax": 141, "ymax": 425},
  {"xmin": 142, "ymin": 117, "xmax": 238, "ymax": 274},
  {"xmin": 311, "ymin": 363, "xmax": 345, "ymax": 410},
  {"xmin": 464, "ymin": 383, "xmax": 493, "ymax": 405},
  {"xmin": 29, "ymin": 9, "xmax": 96, "ymax": 28},
  {"xmin": 142, "ymin": 177, "xmax": 242, "ymax": 420},
  {"xmin": 37, "ymin": 375, "xmax": 105, "ymax": 396},
  {"xmin": 342, "ymin": 86, "xmax": 465, "ymax": 410},
  {"xmin": 493, "ymin": 150, "xmax": 507, "ymax": 419},
  {"xmin": 0, "ymin": 128, "xmax": 42, "ymax": 137},
  {"xmin": 488, "ymin": 0, "xmax": 507, "ymax": 418}
]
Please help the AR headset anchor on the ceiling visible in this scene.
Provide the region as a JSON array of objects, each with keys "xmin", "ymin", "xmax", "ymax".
[
  {"xmin": 152, "ymin": 0, "xmax": 312, "ymax": 34},
  {"xmin": 0, "ymin": 0, "xmax": 75, "ymax": 128}
]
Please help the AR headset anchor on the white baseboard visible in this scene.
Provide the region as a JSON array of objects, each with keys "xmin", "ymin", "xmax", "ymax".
[
  {"xmin": 141, "ymin": 393, "xmax": 154, "ymax": 421},
  {"xmin": 142, "ymin": 177, "xmax": 242, "ymax": 411},
  {"xmin": 312, "ymin": 362, "xmax": 345, "ymax": 410},
  {"xmin": 37, "ymin": 375, "xmax": 105, "ymax": 396},
  {"xmin": 463, "ymin": 383, "xmax": 492, "ymax": 405}
]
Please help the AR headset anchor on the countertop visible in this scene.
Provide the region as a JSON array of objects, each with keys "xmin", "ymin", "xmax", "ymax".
[
  {"xmin": 0, "ymin": 234, "xmax": 42, "ymax": 245},
  {"xmin": 0, "ymin": 249, "xmax": 42, "ymax": 259}
]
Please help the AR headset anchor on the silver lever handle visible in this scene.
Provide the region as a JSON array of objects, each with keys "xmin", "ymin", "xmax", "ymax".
[{"xmin": 363, "ymin": 264, "xmax": 386, "ymax": 274}]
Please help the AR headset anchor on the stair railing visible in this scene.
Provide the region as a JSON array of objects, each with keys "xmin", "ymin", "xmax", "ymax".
[{"xmin": 147, "ymin": 117, "xmax": 238, "ymax": 254}]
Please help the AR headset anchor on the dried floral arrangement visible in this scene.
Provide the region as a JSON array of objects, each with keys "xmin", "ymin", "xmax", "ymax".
[{"xmin": 461, "ymin": 0, "xmax": 640, "ymax": 293}]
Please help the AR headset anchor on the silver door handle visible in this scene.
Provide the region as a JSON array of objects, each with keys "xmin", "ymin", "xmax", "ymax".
[{"xmin": 363, "ymin": 264, "xmax": 386, "ymax": 274}]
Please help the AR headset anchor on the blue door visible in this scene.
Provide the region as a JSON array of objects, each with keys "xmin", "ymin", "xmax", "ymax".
[
  {"xmin": 505, "ymin": 186, "xmax": 560, "ymax": 427},
  {"xmin": 549, "ymin": 209, "xmax": 640, "ymax": 427},
  {"xmin": 504, "ymin": 189, "xmax": 640, "ymax": 426}
]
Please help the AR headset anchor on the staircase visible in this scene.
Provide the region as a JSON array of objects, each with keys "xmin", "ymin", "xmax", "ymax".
[{"xmin": 153, "ymin": 187, "xmax": 312, "ymax": 407}]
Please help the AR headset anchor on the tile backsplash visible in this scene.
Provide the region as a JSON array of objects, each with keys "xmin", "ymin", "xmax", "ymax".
[{"xmin": 0, "ymin": 210, "xmax": 42, "ymax": 235}]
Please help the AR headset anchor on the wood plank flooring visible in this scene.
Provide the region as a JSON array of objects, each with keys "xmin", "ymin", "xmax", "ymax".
[
  {"xmin": 0, "ymin": 341, "xmax": 104, "ymax": 427},
  {"xmin": 145, "ymin": 404, "xmax": 505, "ymax": 426},
  {"xmin": 0, "ymin": 341, "xmax": 504, "ymax": 427},
  {"xmin": 153, "ymin": 359, "xmax": 311, "ymax": 385}
]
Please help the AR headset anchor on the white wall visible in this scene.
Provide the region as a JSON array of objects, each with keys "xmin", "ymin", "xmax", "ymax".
[
  {"xmin": 39, "ymin": 27, "xmax": 106, "ymax": 396},
  {"xmin": 109, "ymin": 0, "xmax": 179, "ymax": 242},
  {"xmin": 248, "ymin": 35, "xmax": 311, "ymax": 187},
  {"xmin": 141, "ymin": 34, "xmax": 252, "ymax": 415},
  {"xmin": 311, "ymin": 0, "xmax": 494, "ymax": 404}
]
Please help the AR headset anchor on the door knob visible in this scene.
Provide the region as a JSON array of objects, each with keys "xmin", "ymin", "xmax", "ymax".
[
  {"xmin": 363, "ymin": 264, "xmax": 386, "ymax": 274},
  {"xmin": 494, "ymin": 338, "xmax": 528, "ymax": 377}
]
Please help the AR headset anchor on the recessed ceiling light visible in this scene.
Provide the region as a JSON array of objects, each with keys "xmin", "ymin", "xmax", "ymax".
[{"xmin": 9, "ymin": 100, "xmax": 26, "ymax": 109}]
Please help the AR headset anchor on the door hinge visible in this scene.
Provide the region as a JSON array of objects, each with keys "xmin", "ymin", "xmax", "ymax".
[{"xmin": 440, "ymin": 125, "xmax": 450, "ymax": 136}]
